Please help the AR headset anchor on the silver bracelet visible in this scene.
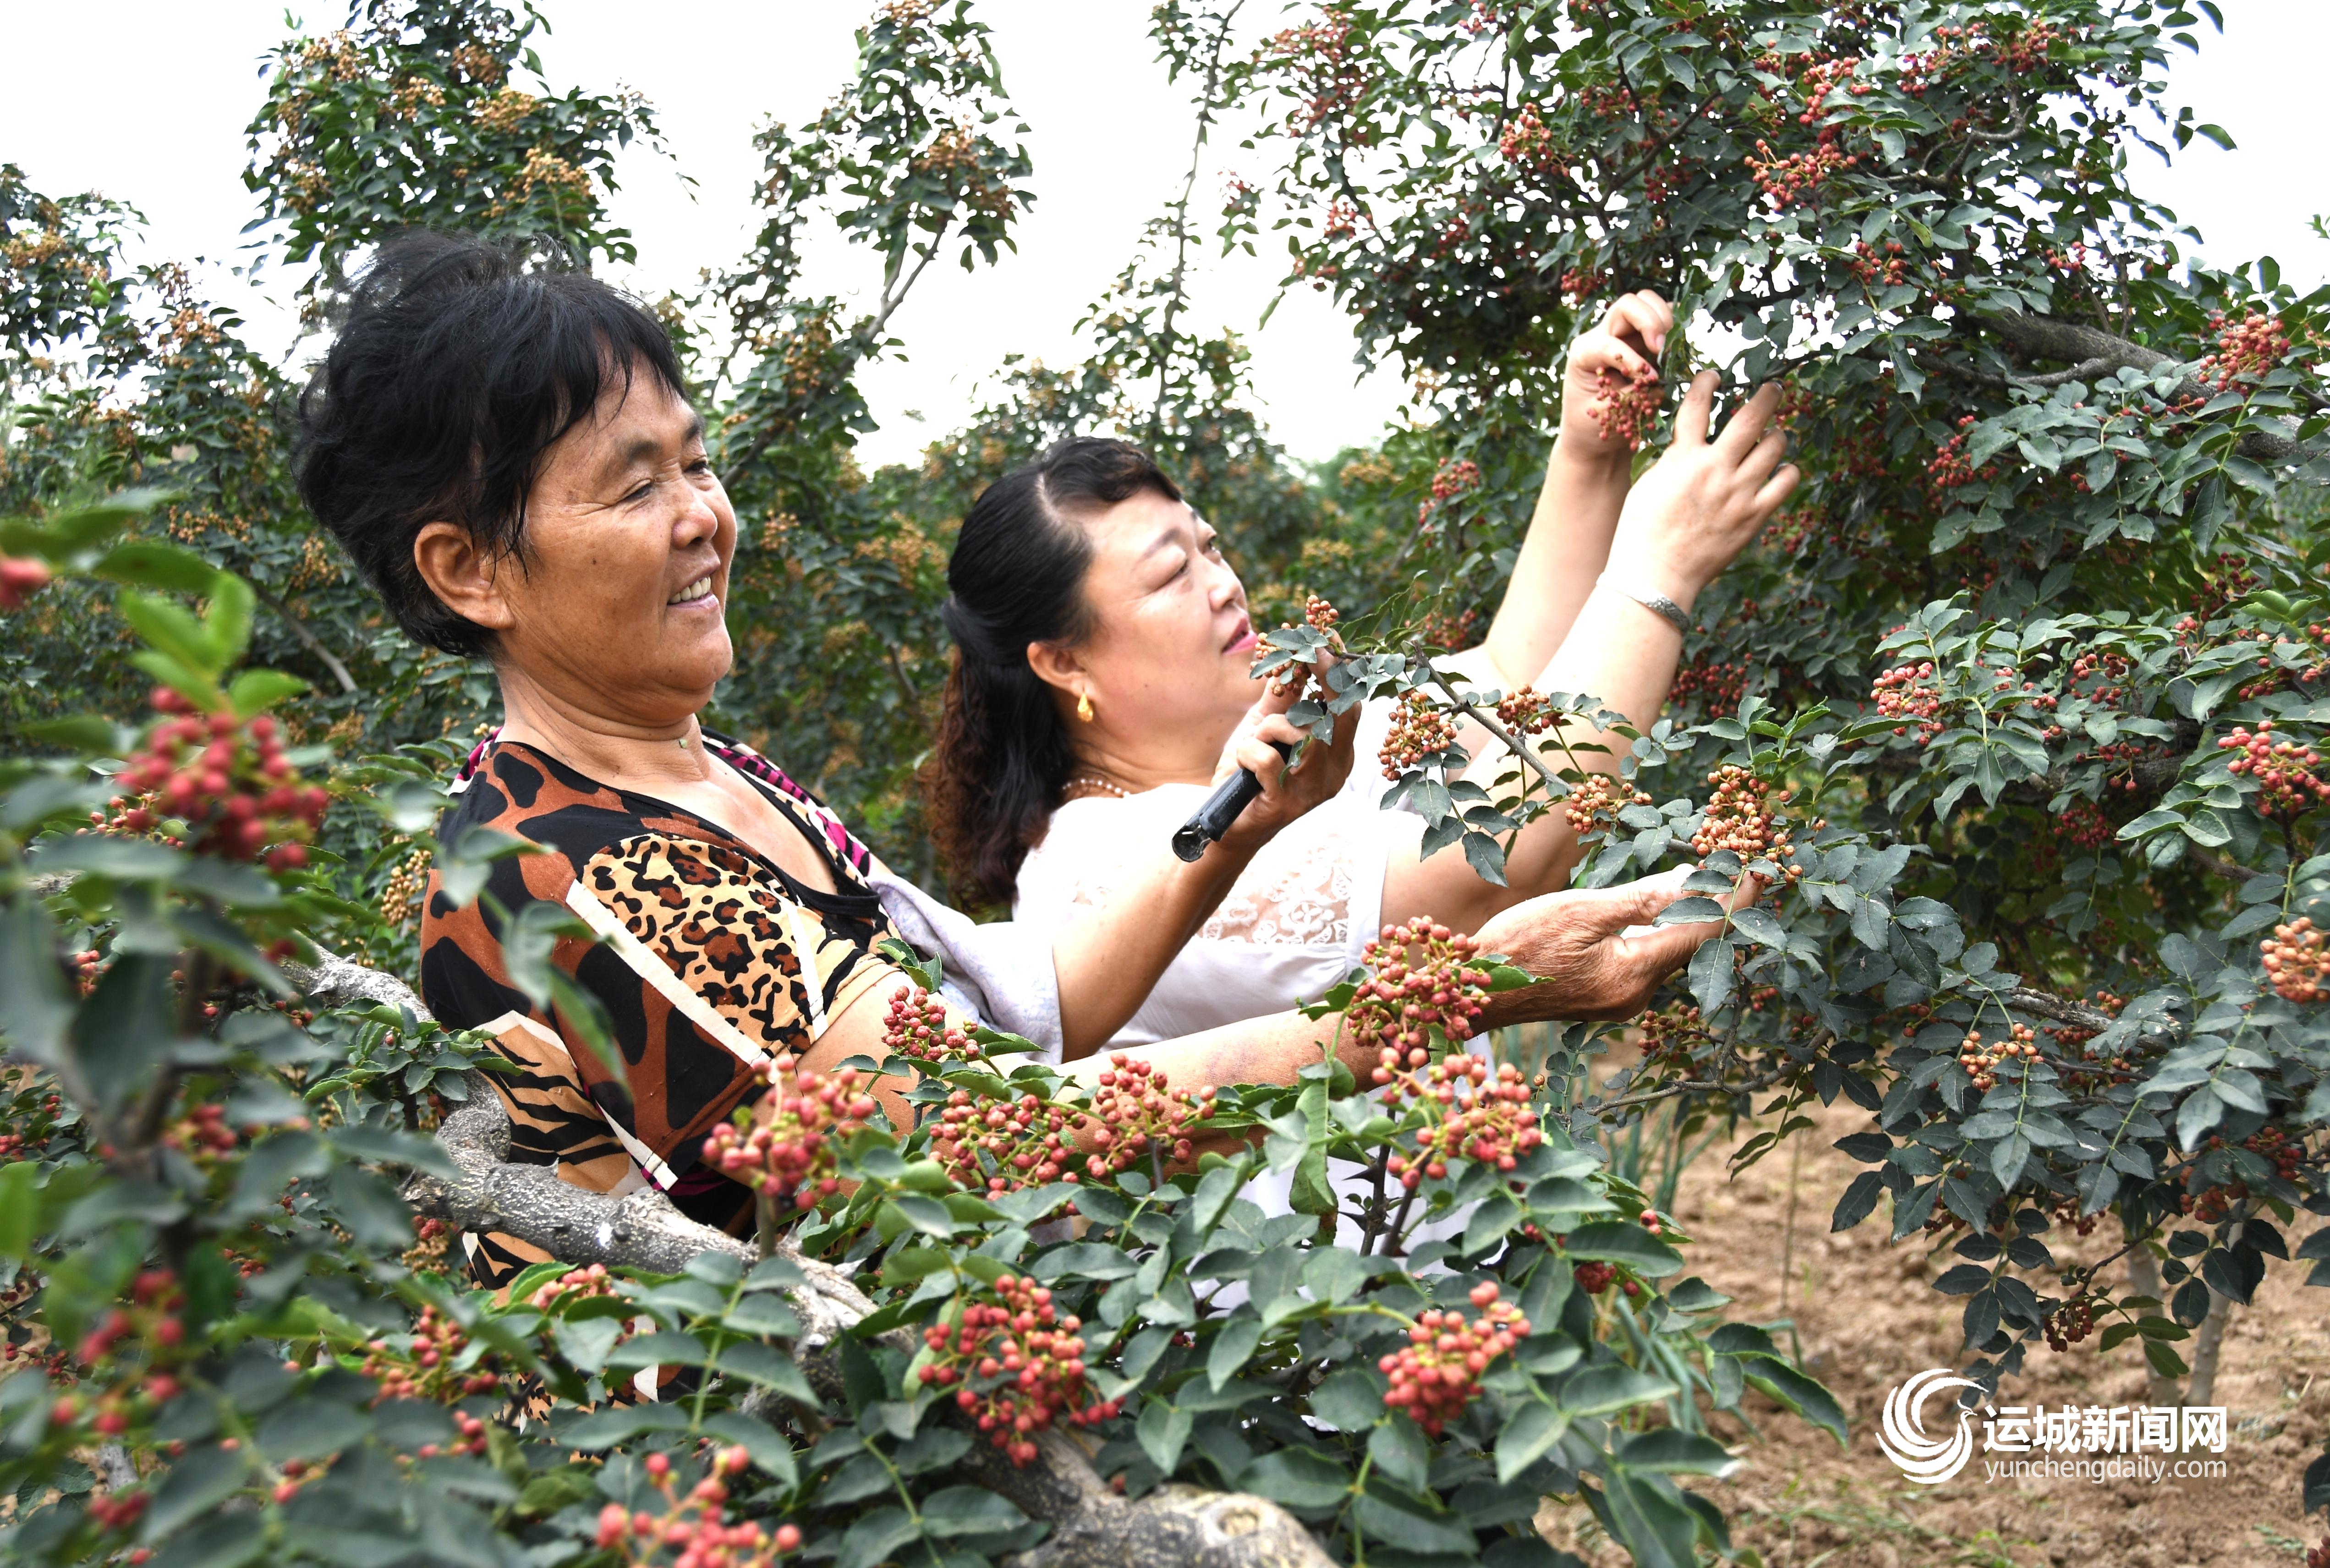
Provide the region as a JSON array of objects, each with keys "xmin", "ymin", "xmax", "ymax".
[{"xmin": 1597, "ymin": 574, "xmax": 1691, "ymax": 635}]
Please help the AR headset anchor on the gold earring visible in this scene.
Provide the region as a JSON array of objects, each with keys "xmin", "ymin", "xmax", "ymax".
[{"xmin": 1076, "ymin": 690, "xmax": 1095, "ymax": 723}]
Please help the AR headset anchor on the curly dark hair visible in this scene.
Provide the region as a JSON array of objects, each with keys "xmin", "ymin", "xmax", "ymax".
[
  {"xmin": 925, "ymin": 438, "xmax": 1182, "ymax": 910},
  {"xmin": 293, "ymin": 231, "xmax": 687, "ymax": 658}
]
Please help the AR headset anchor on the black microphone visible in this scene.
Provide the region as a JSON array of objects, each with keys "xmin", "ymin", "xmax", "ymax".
[{"xmin": 1171, "ymin": 740, "xmax": 1297, "ymax": 862}]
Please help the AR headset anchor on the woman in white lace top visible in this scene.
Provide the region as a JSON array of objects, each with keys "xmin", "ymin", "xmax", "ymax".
[{"xmin": 930, "ymin": 293, "xmax": 1798, "ymax": 1055}]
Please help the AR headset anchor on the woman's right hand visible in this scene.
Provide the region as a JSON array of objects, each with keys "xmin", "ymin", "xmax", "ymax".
[
  {"xmin": 1215, "ymin": 652, "xmax": 1357, "ymax": 855},
  {"xmin": 1601, "ymin": 373, "xmax": 1799, "ymax": 613},
  {"xmin": 1560, "ymin": 289, "xmax": 1676, "ymax": 464}
]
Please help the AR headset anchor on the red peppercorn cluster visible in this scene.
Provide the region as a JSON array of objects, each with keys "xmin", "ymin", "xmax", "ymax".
[
  {"xmin": 1958, "ymin": 1023, "xmax": 2038, "ymax": 1092},
  {"xmin": 1304, "ymin": 594, "xmax": 1340, "ymax": 634},
  {"xmin": 2053, "ymin": 797, "xmax": 2113, "ymax": 852},
  {"xmin": 1869, "ymin": 661, "xmax": 1945, "ymax": 742},
  {"xmin": 0, "ymin": 554, "xmax": 50, "ymax": 612},
  {"xmin": 2264, "ymin": 918, "xmax": 2328, "ymax": 1004},
  {"xmin": 703, "ymin": 1062, "xmax": 878, "ymax": 1210},
  {"xmin": 1379, "ymin": 1282, "xmax": 1529, "ymax": 1436},
  {"xmin": 1494, "ymin": 685, "xmax": 1555, "ymax": 736},
  {"xmin": 362, "ymin": 1304, "xmax": 501, "ymax": 1404},
  {"xmin": 1849, "ymin": 238, "xmax": 1907, "ymax": 285},
  {"xmin": 412, "ymin": 1411, "xmax": 490, "ymax": 1462},
  {"xmin": 595, "ymin": 1447, "xmax": 796, "ymax": 1568},
  {"xmin": 527, "ymin": 1262, "xmax": 621, "ymax": 1311},
  {"xmin": 2043, "ymin": 1292, "xmax": 2095, "ymax": 1353},
  {"xmin": 1744, "ymin": 126, "xmax": 1858, "ymax": 209},
  {"xmin": 1589, "ymin": 361, "xmax": 1662, "ymax": 449},
  {"xmin": 1352, "ymin": 916, "xmax": 1492, "ymax": 1064},
  {"xmin": 1385, "ymin": 1053, "xmax": 1544, "ymax": 1187},
  {"xmin": 1379, "ymin": 689, "xmax": 1459, "ymax": 780},
  {"xmin": 1497, "ymin": 102, "xmax": 1558, "ymax": 170},
  {"xmin": 1557, "ymin": 265, "xmax": 1606, "ymax": 304},
  {"xmin": 919, "ymin": 1276, "xmax": 1120, "ymax": 1465},
  {"xmin": 1081, "ymin": 1054, "xmax": 1216, "ymax": 1180},
  {"xmin": 882, "ymin": 985, "xmax": 976, "ymax": 1065},
  {"xmin": 1430, "ymin": 459, "xmax": 1481, "ymax": 501},
  {"xmin": 1574, "ymin": 1260, "xmax": 1616, "ymax": 1294},
  {"xmin": 84, "ymin": 1488, "xmax": 148, "ymax": 1535},
  {"xmin": 1559, "ymin": 773, "xmax": 1650, "ymax": 840},
  {"xmin": 2217, "ymin": 722, "xmax": 2330, "ymax": 819},
  {"xmin": 2197, "ymin": 310, "xmax": 2291, "ymax": 391},
  {"xmin": 933, "ymin": 1087, "xmax": 1079, "ymax": 1193},
  {"xmin": 1690, "ymin": 765, "xmax": 1801, "ymax": 879},
  {"xmin": 105, "ymin": 692, "xmax": 327, "ymax": 866},
  {"xmin": 1670, "ymin": 655, "xmax": 1748, "ymax": 719},
  {"xmin": 1637, "ymin": 1002, "xmax": 1707, "ymax": 1067},
  {"xmin": 1414, "ymin": 608, "xmax": 1482, "ymax": 652}
]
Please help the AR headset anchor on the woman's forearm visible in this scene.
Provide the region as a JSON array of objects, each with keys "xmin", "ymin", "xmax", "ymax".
[
  {"xmin": 1048, "ymin": 841, "xmax": 1261, "ymax": 1060},
  {"xmin": 1479, "ymin": 438, "xmax": 1633, "ymax": 692}
]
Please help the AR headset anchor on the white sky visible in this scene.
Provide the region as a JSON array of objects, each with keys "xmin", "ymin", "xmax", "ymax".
[{"xmin": 3, "ymin": 0, "xmax": 2323, "ymax": 470}]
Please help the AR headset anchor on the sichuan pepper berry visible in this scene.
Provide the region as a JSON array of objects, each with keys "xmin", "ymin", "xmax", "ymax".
[
  {"xmin": 104, "ymin": 695, "xmax": 327, "ymax": 864},
  {"xmin": 1560, "ymin": 773, "xmax": 1650, "ymax": 839},
  {"xmin": 919, "ymin": 1275, "xmax": 1121, "ymax": 1465},
  {"xmin": 1380, "ymin": 690, "xmax": 1459, "ymax": 779},
  {"xmin": 2264, "ymin": 918, "xmax": 2329, "ymax": 1004},
  {"xmin": 1379, "ymin": 1282, "xmax": 1530, "ymax": 1436},
  {"xmin": 702, "ymin": 1058, "xmax": 879, "ymax": 1211},
  {"xmin": 595, "ymin": 1446, "xmax": 795, "ymax": 1568},
  {"xmin": 1690, "ymin": 764, "xmax": 1802, "ymax": 881},
  {"xmin": 1353, "ymin": 917, "xmax": 1493, "ymax": 1065},
  {"xmin": 1082, "ymin": 1054, "xmax": 1216, "ymax": 1180},
  {"xmin": 1957, "ymin": 1024, "xmax": 2039, "ymax": 1092},
  {"xmin": 932, "ymin": 1088, "xmax": 1080, "ymax": 1194},
  {"xmin": 1589, "ymin": 362, "xmax": 1662, "ymax": 449},
  {"xmin": 1384, "ymin": 1053, "xmax": 1543, "ymax": 1187},
  {"xmin": 882, "ymin": 985, "xmax": 976, "ymax": 1065}
]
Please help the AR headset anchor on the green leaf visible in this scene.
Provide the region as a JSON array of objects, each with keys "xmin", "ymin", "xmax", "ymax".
[
  {"xmin": 1560, "ymin": 1362, "xmax": 1678, "ymax": 1417},
  {"xmin": 141, "ymin": 1444, "xmax": 250, "ymax": 1539},
  {"xmin": 1307, "ymin": 1367, "xmax": 1387, "ymax": 1431},
  {"xmin": 1207, "ymin": 1315, "xmax": 1264, "ymax": 1393},
  {"xmin": 1562, "ymin": 1220, "xmax": 1685, "ymax": 1277},
  {"xmin": 1496, "ymin": 1400, "xmax": 1571, "ymax": 1483},
  {"xmin": 563, "ymin": 1404, "xmax": 693, "ymax": 1448},
  {"xmin": 916, "ymin": 1486, "xmax": 1027, "ymax": 1536},
  {"xmin": 1241, "ymin": 1447, "xmax": 1351, "ymax": 1511},
  {"xmin": 1353, "ymin": 1492, "xmax": 1474, "ymax": 1555},
  {"xmin": 149, "ymin": 1514, "xmax": 267, "ymax": 1568},
  {"xmin": 717, "ymin": 1342, "xmax": 819, "ymax": 1405},
  {"xmin": 834, "ymin": 1507, "xmax": 921, "ymax": 1568},
  {"xmin": 1615, "ymin": 1428, "xmax": 1740, "ymax": 1477},
  {"xmin": 1367, "ymin": 1414, "xmax": 1430, "ymax": 1490},
  {"xmin": 255, "ymin": 1399, "xmax": 371, "ymax": 1463},
  {"xmin": 92, "ymin": 541, "xmax": 222, "ymax": 595},
  {"xmin": 227, "ymin": 669, "xmax": 310, "ymax": 718},
  {"xmin": 1137, "ymin": 1398, "xmax": 1193, "ymax": 1475}
]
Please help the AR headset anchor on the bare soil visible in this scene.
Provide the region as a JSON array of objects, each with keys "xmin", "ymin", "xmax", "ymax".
[{"xmin": 1537, "ymin": 1091, "xmax": 2330, "ymax": 1568}]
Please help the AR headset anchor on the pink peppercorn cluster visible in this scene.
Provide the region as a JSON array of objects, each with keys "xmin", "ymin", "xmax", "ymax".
[
  {"xmin": 1379, "ymin": 1282, "xmax": 1530, "ymax": 1436},
  {"xmin": 1353, "ymin": 916, "xmax": 1493, "ymax": 1064},
  {"xmin": 361, "ymin": 1304, "xmax": 500, "ymax": 1404},
  {"xmin": 2217, "ymin": 722, "xmax": 2330, "ymax": 819},
  {"xmin": 1494, "ymin": 684, "xmax": 1556, "ymax": 736},
  {"xmin": 2197, "ymin": 310, "xmax": 2291, "ymax": 391},
  {"xmin": 882, "ymin": 985, "xmax": 976, "ymax": 1065},
  {"xmin": 1379, "ymin": 689, "xmax": 1459, "ymax": 780},
  {"xmin": 1690, "ymin": 765, "xmax": 1803, "ymax": 881},
  {"xmin": 1958, "ymin": 1024, "xmax": 2038, "ymax": 1092},
  {"xmin": 102, "ymin": 690, "xmax": 327, "ymax": 867},
  {"xmin": 1589, "ymin": 361, "xmax": 1662, "ymax": 448},
  {"xmin": 1385, "ymin": 1053, "xmax": 1544, "ymax": 1188},
  {"xmin": 932, "ymin": 1087, "xmax": 1080, "ymax": 1193},
  {"xmin": 1559, "ymin": 773, "xmax": 1650, "ymax": 840},
  {"xmin": 1082, "ymin": 1054, "xmax": 1216, "ymax": 1180},
  {"xmin": 703, "ymin": 1060, "xmax": 879, "ymax": 1212},
  {"xmin": 594, "ymin": 1447, "xmax": 800, "ymax": 1568},
  {"xmin": 527, "ymin": 1262, "xmax": 621, "ymax": 1310},
  {"xmin": 917, "ymin": 1276, "xmax": 1120, "ymax": 1466},
  {"xmin": 2264, "ymin": 918, "xmax": 2328, "ymax": 1004},
  {"xmin": 1869, "ymin": 661, "xmax": 1946, "ymax": 742}
]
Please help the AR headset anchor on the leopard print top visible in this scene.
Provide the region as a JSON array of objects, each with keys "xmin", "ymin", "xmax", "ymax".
[{"xmin": 420, "ymin": 736, "xmax": 905, "ymax": 1288}]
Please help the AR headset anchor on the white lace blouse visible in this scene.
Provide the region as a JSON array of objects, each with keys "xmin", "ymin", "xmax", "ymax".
[{"xmin": 1012, "ymin": 697, "xmax": 1424, "ymax": 1049}]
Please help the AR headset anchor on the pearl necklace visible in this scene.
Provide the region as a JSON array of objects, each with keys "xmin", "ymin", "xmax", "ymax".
[{"xmin": 1063, "ymin": 775, "xmax": 1131, "ymax": 800}]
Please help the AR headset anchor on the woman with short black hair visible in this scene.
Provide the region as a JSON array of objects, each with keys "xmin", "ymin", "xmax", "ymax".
[{"xmin": 297, "ymin": 233, "xmax": 1727, "ymax": 1283}]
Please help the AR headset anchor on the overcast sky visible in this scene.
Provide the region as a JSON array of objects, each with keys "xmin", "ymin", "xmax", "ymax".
[{"xmin": 3, "ymin": 1, "xmax": 2323, "ymax": 470}]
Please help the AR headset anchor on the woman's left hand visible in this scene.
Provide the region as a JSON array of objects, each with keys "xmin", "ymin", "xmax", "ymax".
[
  {"xmin": 1214, "ymin": 652, "xmax": 1357, "ymax": 854},
  {"xmin": 1559, "ymin": 290, "xmax": 1675, "ymax": 462}
]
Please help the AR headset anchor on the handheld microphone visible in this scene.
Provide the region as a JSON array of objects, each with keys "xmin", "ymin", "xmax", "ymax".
[{"xmin": 1171, "ymin": 740, "xmax": 1297, "ymax": 862}]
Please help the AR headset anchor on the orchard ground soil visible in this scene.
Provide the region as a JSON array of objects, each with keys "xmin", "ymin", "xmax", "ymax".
[{"xmin": 1534, "ymin": 1050, "xmax": 2329, "ymax": 1568}]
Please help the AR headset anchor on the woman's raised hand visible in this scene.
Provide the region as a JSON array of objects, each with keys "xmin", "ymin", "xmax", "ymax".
[
  {"xmin": 1602, "ymin": 373, "xmax": 1799, "ymax": 613},
  {"xmin": 1215, "ymin": 650, "xmax": 1358, "ymax": 853},
  {"xmin": 1560, "ymin": 290, "xmax": 1676, "ymax": 461}
]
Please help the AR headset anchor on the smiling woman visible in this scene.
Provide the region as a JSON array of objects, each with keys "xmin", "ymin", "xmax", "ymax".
[{"xmin": 291, "ymin": 233, "xmax": 1732, "ymax": 1285}]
